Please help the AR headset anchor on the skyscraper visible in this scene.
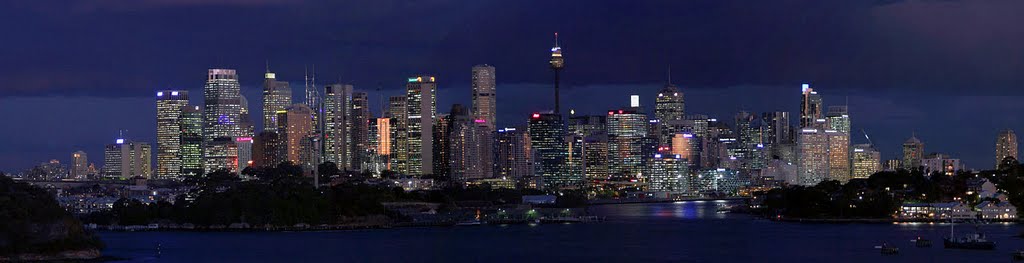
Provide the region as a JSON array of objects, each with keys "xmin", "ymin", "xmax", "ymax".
[
  {"xmin": 71, "ymin": 151, "xmax": 88, "ymax": 180},
  {"xmin": 529, "ymin": 112, "xmax": 570, "ymax": 189},
  {"xmin": 262, "ymin": 71, "xmax": 291, "ymax": 132},
  {"xmin": 799, "ymin": 84, "xmax": 822, "ymax": 128},
  {"xmin": 826, "ymin": 106, "xmax": 850, "ymax": 182},
  {"xmin": 495, "ymin": 127, "xmax": 532, "ymax": 181},
  {"xmin": 471, "ymin": 65, "xmax": 496, "ymax": 129},
  {"xmin": 104, "ymin": 138, "xmax": 152, "ymax": 179},
  {"xmin": 388, "ymin": 96, "xmax": 408, "ymax": 174},
  {"xmin": 655, "ymin": 81, "xmax": 684, "ymax": 145},
  {"xmin": 351, "ymin": 91, "xmax": 370, "ymax": 171},
  {"xmin": 903, "ymin": 134, "xmax": 925, "ymax": 170},
  {"xmin": 323, "ymin": 84, "xmax": 353, "ymax": 169},
  {"xmin": 236, "ymin": 137, "xmax": 253, "ymax": 172},
  {"xmin": 795, "ymin": 128, "xmax": 828, "ymax": 186},
  {"xmin": 204, "ymin": 137, "xmax": 238, "ymax": 174},
  {"xmin": 996, "ymin": 129, "xmax": 1018, "ymax": 168},
  {"xmin": 203, "ymin": 69, "xmax": 242, "ymax": 172},
  {"xmin": 607, "ymin": 108, "xmax": 648, "ymax": 178},
  {"xmin": 549, "ymin": 33, "xmax": 565, "ymax": 114},
  {"xmin": 761, "ymin": 111, "xmax": 792, "ymax": 161},
  {"xmin": 278, "ymin": 104, "xmax": 314, "ymax": 166},
  {"xmin": 851, "ymin": 144, "xmax": 880, "ymax": 179},
  {"xmin": 253, "ymin": 131, "xmax": 284, "ymax": 168},
  {"xmin": 406, "ymin": 75, "xmax": 437, "ymax": 176},
  {"xmin": 156, "ymin": 90, "xmax": 188, "ymax": 179},
  {"xmin": 645, "ymin": 154, "xmax": 689, "ymax": 193},
  {"xmin": 583, "ymin": 134, "xmax": 609, "ymax": 180},
  {"xmin": 179, "ymin": 105, "xmax": 204, "ymax": 177},
  {"xmin": 239, "ymin": 96, "xmax": 254, "ymax": 138}
]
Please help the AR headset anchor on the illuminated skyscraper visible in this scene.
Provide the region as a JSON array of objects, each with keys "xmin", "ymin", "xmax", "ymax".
[
  {"xmin": 262, "ymin": 71, "xmax": 291, "ymax": 132},
  {"xmin": 996, "ymin": 129, "xmax": 1018, "ymax": 168},
  {"xmin": 799, "ymin": 84, "xmax": 822, "ymax": 128},
  {"xmin": 278, "ymin": 104, "xmax": 314, "ymax": 165},
  {"xmin": 496, "ymin": 127, "xmax": 532, "ymax": 181},
  {"xmin": 156, "ymin": 90, "xmax": 188, "ymax": 179},
  {"xmin": 323, "ymin": 84, "xmax": 353, "ymax": 169},
  {"xmin": 203, "ymin": 69, "xmax": 242, "ymax": 172},
  {"xmin": 583, "ymin": 134, "xmax": 609, "ymax": 180},
  {"xmin": 826, "ymin": 106, "xmax": 850, "ymax": 182},
  {"xmin": 406, "ymin": 75, "xmax": 437, "ymax": 175},
  {"xmin": 239, "ymin": 96, "xmax": 254, "ymax": 138},
  {"xmin": 104, "ymin": 138, "xmax": 152, "ymax": 179},
  {"xmin": 529, "ymin": 112, "xmax": 570, "ymax": 189},
  {"xmin": 607, "ymin": 108, "xmax": 648, "ymax": 178},
  {"xmin": 568, "ymin": 114, "xmax": 607, "ymax": 138},
  {"xmin": 236, "ymin": 137, "xmax": 253, "ymax": 172},
  {"xmin": 252, "ymin": 131, "xmax": 282, "ymax": 168},
  {"xmin": 388, "ymin": 96, "xmax": 408, "ymax": 174},
  {"xmin": 795, "ymin": 128, "xmax": 828, "ymax": 186},
  {"xmin": 434, "ymin": 105, "xmax": 463, "ymax": 178},
  {"xmin": 471, "ymin": 65, "xmax": 496, "ymax": 129},
  {"xmin": 761, "ymin": 111, "xmax": 792, "ymax": 161},
  {"xmin": 179, "ymin": 106, "xmax": 203, "ymax": 176},
  {"xmin": 851, "ymin": 144, "xmax": 880, "ymax": 179},
  {"xmin": 71, "ymin": 151, "xmax": 88, "ymax": 180},
  {"xmin": 902, "ymin": 134, "xmax": 925, "ymax": 170},
  {"xmin": 204, "ymin": 137, "xmax": 237, "ymax": 174},
  {"xmin": 645, "ymin": 154, "xmax": 689, "ymax": 193},
  {"xmin": 351, "ymin": 91, "xmax": 370, "ymax": 171},
  {"xmin": 655, "ymin": 80, "xmax": 684, "ymax": 145},
  {"xmin": 549, "ymin": 33, "xmax": 565, "ymax": 114}
]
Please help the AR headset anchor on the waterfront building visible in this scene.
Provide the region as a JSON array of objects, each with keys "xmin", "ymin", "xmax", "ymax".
[
  {"xmin": 323, "ymin": 84, "xmax": 353, "ymax": 169},
  {"xmin": 406, "ymin": 76, "xmax": 437, "ymax": 176},
  {"xmin": 262, "ymin": 70, "xmax": 291, "ymax": 132},
  {"xmin": 583, "ymin": 134, "xmax": 609, "ymax": 180},
  {"xmin": 104, "ymin": 138, "xmax": 152, "ymax": 179},
  {"xmin": 903, "ymin": 134, "xmax": 925, "ymax": 170},
  {"xmin": 71, "ymin": 151, "xmax": 89, "ymax": 180},
  {"xmin": 695, "ymin": 169, "xmax": 745, "ymax": 195},
  {"xmin": 179, "ymin": 105, "xmax": 203, "ymax": 176},
  {"xmin": 996, "ymin": 129, "xmax": 1018, "ymax": 168},
  {"xmin": 471, "ymin": 65, "xmax": 497, "ymax": 129},
  {"xmin": 156, "ymin": 90, "xmax": 188, "ymax": 179},
  {"xmin": 645, "ymin": 154, "xmax": 689, "ymax": 193},
  {"xmin": 851, "ymin": 144, "xmax": 881, "ymax": 179}
]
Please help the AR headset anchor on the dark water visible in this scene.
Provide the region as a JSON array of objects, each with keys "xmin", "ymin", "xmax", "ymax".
[{"xmin": 100, "ymin": 200, "xmax": 1024, "ymax": 262}]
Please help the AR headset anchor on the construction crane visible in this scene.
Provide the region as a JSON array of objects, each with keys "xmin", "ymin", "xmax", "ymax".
[{"xmin": 861, "ymin": 129, "xmax": 874, "ymax": 146}]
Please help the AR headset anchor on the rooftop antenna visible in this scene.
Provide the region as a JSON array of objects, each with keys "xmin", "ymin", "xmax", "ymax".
[
  {"xmin": 265, "ymin": 59, "xmax": 270, "ymax": 73},
  {"xmin": 667, "ymin": 65, "xmax": 672, "ymax": 85}
]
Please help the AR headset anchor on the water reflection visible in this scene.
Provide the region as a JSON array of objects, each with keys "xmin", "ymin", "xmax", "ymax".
[{"xmin": 596, "ymin": 200, "xmax": 738, "ymax": 220}]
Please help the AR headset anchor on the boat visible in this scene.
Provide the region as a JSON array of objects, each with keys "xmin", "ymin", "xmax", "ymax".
[
  {"xmin": 875, "ymin": 242, "xmax": 899, "ymax": 255},
  {"xmin": 911, "ymin": 237, "xmax": 932, "ymax": 247},
  {"xmin": 944, "ymin": 218, "xmax": 995, "ymax": 250},
  {"xmin": 455, "ymin": 220, "xmax": 482, "ymax": 226}
]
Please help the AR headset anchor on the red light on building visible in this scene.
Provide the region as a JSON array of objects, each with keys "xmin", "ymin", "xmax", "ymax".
[
  {"xmin": 532, "ymin": 113, "xmax": 541, "ymax": 118},
  {"xmin": 608, "ymin": 111, "xmax": 614, "ymax": 115}
]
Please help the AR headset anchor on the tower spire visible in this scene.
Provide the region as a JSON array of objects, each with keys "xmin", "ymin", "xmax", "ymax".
[{"xmin": 667, "ymin": 65, "xmax": 672, "ymax": 85}]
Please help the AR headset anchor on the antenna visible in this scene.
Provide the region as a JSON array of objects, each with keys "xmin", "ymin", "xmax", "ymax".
[
  {"xmin": 667, "ymin": 65, "xmax": 672, "ymax": 85},
  {"xmin": 265, "ymin": 60, "xmax": 270, "ymax": 73},
  {"xmin": 554, "ymin": 32, "xmax": 559, "ymax": 46}
]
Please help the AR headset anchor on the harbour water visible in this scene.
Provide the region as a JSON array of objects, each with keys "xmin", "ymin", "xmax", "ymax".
[{"xmin": 100, "ymin": 200, "xmax": 1024, "ymax": 262}]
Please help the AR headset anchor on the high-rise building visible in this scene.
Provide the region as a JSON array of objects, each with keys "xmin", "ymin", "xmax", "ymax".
[
  {"xmin": 203, "ymin": 69, "xmax": 242, "ymax": 172},
  {"xmin": 239, "ymin": 96, "xmax": 255, "ymax": 138},
  {"xmin": 851, "ymin": 144, "xmax": 880, "ymax": 179},
  {"xmin": 103, "ymin": 138, "xmax": 152, "ymax": 179},
  {"xmin": 304, "ymin": 69, "xmax": 322, "ymax": 136},
  {"xmin": 351, "ymin": 91, "xmax": 370, "ymax": 171},
  {"xmin": 761, "ymin": 111, "xmax": 792, "ymax": 161},
  {"xmin": 495, "ymin": 127, "xmax": 532, "ymax": 181},
  {"xmin": 471, "ymin": 65, "xmax": 496, "ymax": 129},
  {"xmin": 262, "ymin": 71, "xmax": 291, "ymax": 132},
  {"xmin": 179, "ymin": 105, "xmax": 203, "ymax": 177},
  {"xmin": 671, "ymin": 133, "xmax": 697, "ymax": 163},
  {"xmin": 406, "ymin": 75, "xmax": 437, "ymax": 176},
  {"xmin": 434, "ymin": 105, "xmax": 464, "ymax": 178},
  {"xmin": 583, "ymin": 134, "xmax": 609, "ymax": 180},
  {"xmin": 71, "ymin": 151, "xmax": 88, "ymax": 180},
  {"xmin": 607, "ymin": 108, "xmax": 648, "ymax": 178},
  {"xmin": 568, "ymin": 114, "xmax": 607, "ymax": 138},
  {"xmin": 323, "ymin": 84, "xmax": 353, "ymax": 169},
  {"xmin": 549, "ymin": 33, "xmax": 565, "ymax": 114},
  {"xmin": 734, "ymin": 111, "xmax": 766, "ymax": 170},
  {"xmin": 799, "ymin": 84, "xmax": 822, "ymax": 128},
  {"xmin": 376, "ymin": 118, "xmax": 392, "ymax": 166},
  {"xmin": 996, "ymin": 129, "xmax": 1018, "ymax": 168},
  {"xmin": 388, "ymin": 96, "xmax": 408, "ymax": 174},
  {"xmin": 204, "ymin": 137, "xmax": 238, "ymax": 174},
  {"xmin": 903, "ymin": 134, "xmax": 925, "ymax": 170},
  {"xmin": 278, "ymin": 104, "xmax": 314, "ymax": 166},
  {"xmin": 655, "ymin": 81, "xmax": 684, "ymax": 145},
  {"xmin": 645, "ymin": 154, "xmax": 689, "ymax": 193},
  {"xmin": 529, "ymin": 112, "xmax": 570, "ymax": 189},
  {"xmin": 156, "ymin": 90, "xmax": 188, "ymax": 179},
  {"xmin": 795, "ymin": 128, "xmax": 828, "ymax": 186},
  {"xmin": 884, "ymin": 159, "xmax": 902, "ymax": 171},
  {"xmin": 825, "ymin": 106, "xmax": 850, "ymax": 182},
  {"xmin": 236, "ymin": 137, "xmax": 253, "ymax": 172}
]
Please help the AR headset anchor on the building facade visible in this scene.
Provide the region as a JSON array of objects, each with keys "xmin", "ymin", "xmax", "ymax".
[
  {"xmin": 996, "ymin": 129, "xmax": 1018, "ymax": 168},
  {"xmin": 406, "ymin": 76, "xmax": 437, "ymax": 175},
  {"xmin": 156, "ymin": 90, "xmax": 189, "ymax": 179}
]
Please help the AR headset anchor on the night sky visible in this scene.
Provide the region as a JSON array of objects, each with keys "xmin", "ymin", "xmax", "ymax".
[{"xmin": 3, "ymin": 0, "xmax": 1024, "ymax": 172}]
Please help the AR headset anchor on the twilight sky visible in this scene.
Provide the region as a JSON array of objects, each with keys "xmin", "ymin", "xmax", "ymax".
[{"xmin": 2, "ymin": 0, "xmax": 1024, "ymax": 172}]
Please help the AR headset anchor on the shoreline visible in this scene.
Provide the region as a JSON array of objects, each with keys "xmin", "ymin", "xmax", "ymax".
[{"xmin": 771, "ymin": 217, "xmax": 1021, "ymax": 224}]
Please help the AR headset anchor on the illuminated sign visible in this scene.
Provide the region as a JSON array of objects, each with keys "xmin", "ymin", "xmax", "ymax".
[
  {"xmin": 801, "ymin": 129, "xmax": 818, "ymax": 133},
  {"xmin": 532, "ymin": 113, "xmax": 540, "ymax": 118},
  {"xmin": 802, "ymin": 83, "xmax": 810, "ymax": 93},
  {"xmin": 682, "ymin": 134, "xmax": 693, "ymax": 138},
  {"xmin": 854, "ymin": 148, "xmax": 865, "ymax": 152},
  {"xmin": 474, "ymin": 119, "xmax": 486, "ymax": 123},
  {"xmin": 407, "ymin": 77, "xmax": 419, "ymax": 83},
  {"xmin": 116, "ymin": 139, "xmax": 124, "ymax": 144},
  {"xmin": 504, "ymin": 128, "xmax": 516, "ymax": 131},
  {"xmin": 171, "ymin": 91, "xmax": 179, "ymax": 96},
  {"xmin": 654, "ymin": 154, "xmax": 662, "ymax": 158},
  {"xmin": 265, "ymin": 73, "xmax": 276, "ymax": 79},
  {"xmin": 157, "ymin": 91, "xmax": 164, "ymax": 96},
  {"xmin": 236, "ymin": 137, "xmax": 253, "ymax": 142},
  {"xmin": 630, "ymin": 95, "xmax": 640, "ymax": 107}
]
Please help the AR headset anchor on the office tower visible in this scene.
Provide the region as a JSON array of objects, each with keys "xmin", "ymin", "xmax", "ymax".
[
  {"xmin": 388, "ymin": 96, "xmax": 408, "ymax": 174},
  {"xmin": 566, "ymin": 133, "xmax": 585, "ymax": 187},
  {"xmin": 646, "ymin": 154, "xmax": 689, "ymax": 193},
  {"xmin": 204, "ymin": 137, "xmax": 238, "ymax": 174},
  {"xmin": 375, "ymin": 118, "xmax": 392, "ymax": 171},
  {"xmin": 471, "ymin": 65, "xmax": 497, "ymax": 129},
  {"xmin": 799, "ymin": 84, "xmax": 822, "ymax": 128},
  {"xmin": 299, "ymin": 135, "xmax": 321, "ymax": 176},
  {"xmin": 156, "ymin": 90, "xmax": 188, "ymax": 179},
  {"xmin": 922, "ymin": 153, "xmax": 961, "ymax": 176},
  {"xmin": 549, "ymin": 33, "xmax": 565, "ymax": 114},
  {"xmin": 304, "ymin": 68, "xmax": 322, "ymax": 135},
  {"xmin": 568, "ymin": 114, "xmax": 607, "ymax": 138},
  {"xmin": 203, "ymin": 69, "xmax": 242, "ymax": 173},
  {"xmin": 655, "ymin": 81, "xmax": 684, "ymax": 145},
  {"xmin": 323, "ymin": 84, "xmax": 353, "ymax": 169},
  {"xmin": 71, "ymin": 151, "xmax": 88, "ymax": 180},
  {"xmin": 262, "ymin": 71, "xmax": 291, "ymax": 132},
  {"xmin": 351, "ymin": 91, "xmax": 370, "ymax": 170},
  {"xmin": 364, "ymin": 117, "xmax": 388, "ymax": 175},
  {"xmin": 236, "ymin": 137, "xmax": 253, "ymax": 172},
  {"xmin": 253, "ymin": 131, "xmax": 284, "ymax": 168},
  {"xmin": 902, "ymin": 134, "xmax": 925, "ymax": 170},
  {"xmin": 996, "ymin": 129, "xmax": 1018, "ymax": 168},
  {"xmin": 795, "ymin": 128, "xmax": 828, "ymax": 186},
  {"xmin": 761, "ymin": 112, "xmax": 792, "ymax": 160},
  {"xmin": 278, "ymin": 104, "xmax": 314, "ymax": 165},
  {"xmin": 884, "ymin": 159, "xmax": 902, "ymax": 171},
  {"xmin": 607, "ymin": 108, "xmax": 648, "ymax": 178},
  {"xmin": 734, "ymin": 111, "xmax": 766, "ymax": 170},
  {"xmin": 851, "ymin": 144, "xmax": 880, "ymax": 179},
  {"xmin": 434, "ymin": 106, "xmax": 461, "ymax": 178},
  {"xmin": 406, "ymin": 75, "xmax": 437, "ymax": 175},
  {"xmin": 583, "ymin": 134, "xmax": 609, "ymax": 180},
  {"xmin": 825, "ymin": 106, "xmax": 850, "ymax": 182},
  {"xmin": 103, "ymin": 138, "xmax": 152, "ymax": 179},
  {"xmin": 529, "ymin": 112, "xmax": 570, "ymax": 189},
  {"xmin": 696, "ymin": 168, "xmax": 745, "ymax": 194},
  {"xmin": 179, "ymin": 105, "xmax": 203, "ymax": 177},
  {"xmin": 239, "ymin": 96, "xmax": 255, "ymax": 137},
  {"xmin": 671, "ymin": 133, "xmax": 697, "ymax": 162},
  {"xmin": 496, "ymin": 127, "xmax": 533, "ymax": 181}
]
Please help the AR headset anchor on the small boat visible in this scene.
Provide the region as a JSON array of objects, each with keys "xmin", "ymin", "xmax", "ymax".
[
  {"xmin": 1013, "ymin": 251, "xmax": 1024, "ymax": 261},
  {"xmin": 875, "ymin": 243, "xmax": 899, "ymax": 255},
  {"xmin": 911, "ymin": 236, "xmax": 932, "ymax": 247},
  {"xmin": 944, "ymin": 219, "xmax": 995, "ymax": 250},
  {"xmin": 455, "ymin": 220, "xmax": 482, "ymax": 226}
]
